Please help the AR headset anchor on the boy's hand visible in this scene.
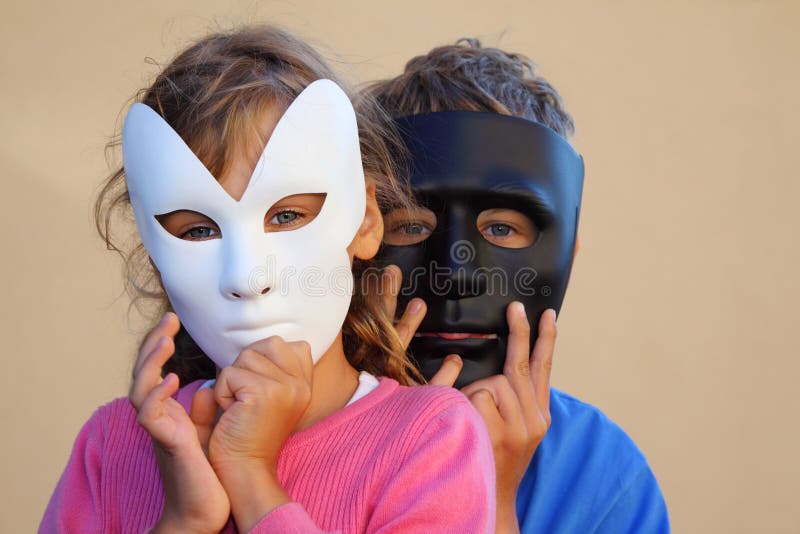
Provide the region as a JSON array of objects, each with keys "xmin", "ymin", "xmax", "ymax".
[
  {"xmin": 377, "ymin": 265, "xmax": 557, "ymax": 534},
  {"xmin": 443, "ymin": 304, "xmax": 556, "ymax": 533},
  {"xmin": 130, "ymin": 312, "xmax": 230, "ymax": 534},
  {"xmin": 380, "ymin": 264, "xmax": 427, "ymax": 349}
]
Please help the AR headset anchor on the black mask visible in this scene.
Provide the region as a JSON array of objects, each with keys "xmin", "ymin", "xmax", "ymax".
[{"xmin": 376, "ymin": 111, "xmax": 584, "ymax": 388}]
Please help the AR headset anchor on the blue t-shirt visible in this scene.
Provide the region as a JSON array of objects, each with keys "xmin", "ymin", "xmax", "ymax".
[{"xmin": 517, "ymin": 388, "xmax": 670, "ymax": 533}]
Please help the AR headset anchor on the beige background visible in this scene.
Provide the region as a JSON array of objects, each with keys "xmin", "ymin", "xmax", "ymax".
[{"xmin": 2, "ymin": 1, "xmax": 798, "ymax": 532}]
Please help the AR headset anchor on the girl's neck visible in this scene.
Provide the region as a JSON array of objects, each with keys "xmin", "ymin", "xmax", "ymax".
[{"xmin": 295, "ymin": 333, "xmax": 360, "ymax": 432}]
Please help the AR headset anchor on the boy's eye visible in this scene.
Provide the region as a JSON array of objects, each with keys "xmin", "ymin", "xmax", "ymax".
[
  {"xmin": 383, "ymin": 207, "xmax": 438, "ymax": 246},
  {"xmin": 477, "ymin": 208, "xmax": 538, "ymax": 248},
  {"xmin": 400, "ymin": 223, "xmax": 428, "ymax": 235},
  {"xmin": 485, "ymin": 224, "xmax": 512, "ymax": 237}
]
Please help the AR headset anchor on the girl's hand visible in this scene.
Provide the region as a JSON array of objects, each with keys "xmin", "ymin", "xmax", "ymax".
[
  {"xmin": 431, "ymin": 304, "xmax": 556, "ymax": 534},
  {"xmin": 130, "ymin": 312, "xmax": 230, "ymax": 534},
  {"xmin": 209, "ymin": 336, "xmax": 313, "ymax": 532}
]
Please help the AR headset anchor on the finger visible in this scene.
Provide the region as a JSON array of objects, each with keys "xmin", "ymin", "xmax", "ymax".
[
  {"xmin": 461, "ymin": 376, "xmax": 519, "ymax": 422},
  {"xmin": 133, "ymin": 312, "xmax": 180, "ymax": 378},
  {"xmin": 427, "ymin": 355, "xmax": 463, "ymax": 387},
  {"xmin": 138, "ymin": 372, "xmax": 179, "ymax": 425},
  {"xmin": 395, "ymin": 298, "xmax": 427, "ymax": 349},
  {"xmin": 214, "ymin": 366, "xmax": 267, "ymax": 411},
  {"xmin": 233, "ymin": 347, "xmax": 285, "ymax": 377},
  {"xmin": 467, "ymin": 389, "xmax": 504, "ymax": 432},
  {"xmin": 531, "ymin": 308, "xmax": 557, "ymax": 417},
  {"xmin": 129, "ymin": 335, "xmax": 176, "ymax": 410},
  {"xmin": 190, "ymin": 386, "xmax": 218, "ymax": 453},
  {"xmin": 243, "ymin": 336, "xmax": 309, "ymax": 379},
  {"xmin": 288, "ymin": 341, "xmax": 314, "ymax": 384},
  {"xmin": 503, "ymin": 302, "xmax": 535, "ymax": 410},
  {"xmin": 466, "ymin": 376, "xmax": 524, "ymax": 427},
  {"xmin": 380, "ymin": 264, "xmax": 402, "ymax": 320}
]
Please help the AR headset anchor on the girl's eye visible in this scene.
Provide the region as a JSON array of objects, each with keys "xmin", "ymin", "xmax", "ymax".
[
  {"xmin": 268, "ymin": 210, "xmax": 304, "ymax": 226},
  {"xmin": 485, "ymin": 223, "xmax": 514, "ymax": 237},
  {"xmin": 181, "ymin": 226, "xmax": 220, "ymax": 240}
]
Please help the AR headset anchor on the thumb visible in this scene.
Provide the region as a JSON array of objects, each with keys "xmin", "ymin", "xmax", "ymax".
[
  {"xmin": 190, "ymin": 385, "xmax": 218, "ymax": 454},
  {"xmin": 427, "ymin": 355, "xmax": 463, "ymax": 387}
]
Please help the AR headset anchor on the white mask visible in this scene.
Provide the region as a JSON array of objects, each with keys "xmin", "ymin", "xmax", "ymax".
[{"xmin": 122, "ymin": 79, "xmax": 366, "ymax": 368}]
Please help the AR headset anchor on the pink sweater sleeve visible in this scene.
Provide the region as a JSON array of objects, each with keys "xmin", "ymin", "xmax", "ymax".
[
  {"xmin": 39, "ymin": 408, "xmax": 106, "ymax": 533},
  {"xmin": 250, "ymin": 502, "xmax": 338, "ymax": 534},
  {"xmin": 366, "ymin": 398, "xmax": 496, "ymax": 534}
]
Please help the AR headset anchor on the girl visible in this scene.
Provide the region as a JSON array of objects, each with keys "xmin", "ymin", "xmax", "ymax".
[{"xmin": 40, "ymin": 25, "xmax": 494, "ymax": 533}]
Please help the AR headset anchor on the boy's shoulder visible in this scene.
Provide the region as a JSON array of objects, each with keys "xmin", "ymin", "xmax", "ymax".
[
  {"xmin": 517, "ymin": 387, "xmax": 669, "ymax": 533},
  {"xmin": 546, "ymin": 387, "xmax": 648, "ymax": 467}
]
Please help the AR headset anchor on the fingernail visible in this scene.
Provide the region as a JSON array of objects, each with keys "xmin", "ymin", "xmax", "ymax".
[
  {"xmin": 513, "ymin": 301, "xmax": 526, "ymax": 318},
  {"xmin": 446, "ymin": 354, "xmax": 462, "ymax": 366},
  {"xmin": 409, "ymin": 299, "xmax": 422, "ymax": 314}
]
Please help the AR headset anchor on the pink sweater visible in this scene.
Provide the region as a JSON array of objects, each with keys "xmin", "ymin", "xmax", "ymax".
[{"xmin": 41, "ymin": 378, "xmax": 495, "ymax": 533}]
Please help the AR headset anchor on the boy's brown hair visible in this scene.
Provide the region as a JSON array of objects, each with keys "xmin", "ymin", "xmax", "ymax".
[{"xmin": 363, "ymin": 38, "xmax": 575, "ymax": 139}]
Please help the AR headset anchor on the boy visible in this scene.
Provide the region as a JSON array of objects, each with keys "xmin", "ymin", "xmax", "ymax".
[{"xmin": 368, "ymin": 39, "xmax": 669, "ymax": 533}]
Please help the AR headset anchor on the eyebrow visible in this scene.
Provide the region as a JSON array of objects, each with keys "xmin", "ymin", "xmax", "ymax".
[{"xmin": 486, "ymin": 182, "xmax": 552, "ymax": 212}]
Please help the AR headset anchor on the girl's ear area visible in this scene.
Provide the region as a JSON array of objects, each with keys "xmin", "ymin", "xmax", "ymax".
[{"xmin": 347, "ymin": 177, "xmax": 384, "ymax": 261}]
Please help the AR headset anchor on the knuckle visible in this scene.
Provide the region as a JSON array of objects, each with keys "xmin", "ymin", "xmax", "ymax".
[
  {"xmin": 508, "ymin": 430, "xmax": 528, "ymax": 451},
  {"xmin": 263, "ymin": 336, "xmax": 282, "ymax": 351},
  {"xmin": 216, "ymin": 367, "xmax": 231, "ymax": 383},
  {"xmin": 492, "ymin": 374, "xmax": 511, "ymax": 390},
  {"xmin": 516, "ymin": 359, "xmax": 531, "ymax": 377},
  {"xmin": 240, "ymin": 348, "xmax": 261, "ymax": 363}
]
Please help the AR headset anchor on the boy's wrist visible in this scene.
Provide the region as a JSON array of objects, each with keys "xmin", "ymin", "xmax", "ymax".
[{"xmin": 495, "ymin": 497, "xmax": 521, "ymax": 534}]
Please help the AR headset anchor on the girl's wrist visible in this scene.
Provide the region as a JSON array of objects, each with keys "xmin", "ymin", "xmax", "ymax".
[
  {"xmin": 152, "ymin": 511, "xmax": 220, "ymax": 534},
  {"xmin": 214, "ymin": 459, "xmax": 290, "ymax": 532}
]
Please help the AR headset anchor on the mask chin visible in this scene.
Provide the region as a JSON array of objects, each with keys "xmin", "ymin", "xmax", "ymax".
[{"xmin": 410, "ymin": 336, "xmax": 506, "ymax": 389}]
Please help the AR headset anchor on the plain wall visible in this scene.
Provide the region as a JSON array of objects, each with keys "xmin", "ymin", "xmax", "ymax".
[{"xmin": 1, "ymin": 1, "xmax": 798, "ymax": 532}]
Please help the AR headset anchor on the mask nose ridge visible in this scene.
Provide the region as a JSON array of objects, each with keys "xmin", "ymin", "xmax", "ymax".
[
  {"xmin": 431, "ymin": 203, "xmax": 486, "ymax": 299},
  {"xmin": 219, "ymin": 230, "xmax": 274, "ymax": 300}
]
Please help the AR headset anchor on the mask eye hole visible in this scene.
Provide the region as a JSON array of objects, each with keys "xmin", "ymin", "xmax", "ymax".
[
  {"xmin": 264, "ymin": 193, "xmax": 326, "ymax": 232},
  {"xmin": 476, "ymin": 208, "xmax": 538, "ymax": 248},
  {"xmin": 383, "ymin": 207, "xmax": 437, "ymax": 246},
  {"xmin": 156, "ymin": 210, "xmax": 221, "ymax": 241}
]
